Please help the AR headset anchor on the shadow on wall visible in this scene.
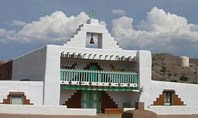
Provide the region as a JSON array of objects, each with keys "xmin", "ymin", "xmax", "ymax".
[{"xmin": 130, "ymin": 92, "xmax": 141, "ymax": 108}]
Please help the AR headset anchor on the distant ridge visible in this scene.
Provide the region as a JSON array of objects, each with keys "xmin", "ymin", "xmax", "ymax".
[{"xmin": 152, "ymin": 53, "xmax": 198, "ymax": 84}]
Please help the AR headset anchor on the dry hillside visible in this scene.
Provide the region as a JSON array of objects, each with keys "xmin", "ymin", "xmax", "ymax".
[
  {"xmin": 0, "ymin": 61, "xmax": 4, "ymax": 66},
  {"xmin": 152, "ymin": 53, "xmax": 198, "ymax": 84}
]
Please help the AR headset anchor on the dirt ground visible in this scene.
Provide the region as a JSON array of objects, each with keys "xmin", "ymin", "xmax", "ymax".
[
  {"xmin": 0, "ymin": 114, "xmax": 119, "ymax": 118},
  {"xmin": 158, "ymin": 115, "xmax": 198, "ymax": 118},
  {"xmin": 0, "ymin": 114, "xmax": 198, "ymax": 118}
]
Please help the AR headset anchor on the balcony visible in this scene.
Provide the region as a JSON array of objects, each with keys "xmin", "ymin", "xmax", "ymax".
[{"xmin": 60, "ymin": 69, "xmax": 138, "ymax": 88}]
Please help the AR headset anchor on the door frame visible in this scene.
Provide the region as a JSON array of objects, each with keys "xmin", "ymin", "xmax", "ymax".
[{"xmin": 81, "ymin": 91, "xmax": 101, "ymax": 113}]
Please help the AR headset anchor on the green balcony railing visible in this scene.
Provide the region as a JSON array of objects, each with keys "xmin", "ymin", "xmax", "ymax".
[{"xmin": 60, "ymin": 69, "xmax": 138, "ymax": 87}]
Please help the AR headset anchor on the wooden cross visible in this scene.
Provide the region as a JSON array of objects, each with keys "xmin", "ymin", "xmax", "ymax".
[{"xmin": 89, "ymin": 10, "xmax": 96, "ymax": 19}]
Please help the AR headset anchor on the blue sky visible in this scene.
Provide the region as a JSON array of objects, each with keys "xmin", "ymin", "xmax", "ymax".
[{"xmin": 0, "ymin": 0, "xmax": 198, "ymax": 61}]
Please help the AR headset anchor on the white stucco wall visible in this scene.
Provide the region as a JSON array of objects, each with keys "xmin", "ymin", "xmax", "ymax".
[
  {"xmin": 130, "ymin": 92, "xmax": 141, "ymax": 107},
  {"xmin": 11, "ymin": 45, "xmax": 62, "ymax": 105},
  {"xmin": 11, "ymin": 43, "xmax": 139, "ymax": 106},
  {"xmin": 12, "ymin": 46, "xmax": 47, "ymax": 81},
  {"xmin": 9, "ymin": 17, "xmax": 140, "ymax": 105},
  {"xmin": 107, "ymin": 91, "xmax": 140, "ymax": 108},
  {"xmin": 64, "ymin": 19, "xmax": 121, "ymax": 50},
  {"xmin": 7, "ymin": 17, "xmax": 198, "ymax": 115},
  {"xmin": 0, "ymin": 81, "xmax": 43, "ymax": 105},
  {"xmin": 43, "ymin": 45, "xmax": 62, "ymax": 105},
  {"xmin": 137, "ymin": 50, "xmax": 152, "ymax": 107},
  {"xmin": 0, "ymin": 104, "xmax": 96, "ymax": 115},
  {"xmin": 148, "ymin": 106, "xmax": 198, "ymax": 115},
  {"xmin": 60, "ymin": 90, "xmax": 76, "ymax": 105},
  {"xmin": 137, "ymin": 50, "xmax": 152, "ymax": 87},
  {"xmin": 142, "ymin": 80, "xmax": 198, "ymax": 108},
  {"xmin": 137, "ymin": 50, "xmax": 198, "ymax": 109},
  {"xmin": 10, "ymin": 18, "xmax": 140, "ymax": 106}
]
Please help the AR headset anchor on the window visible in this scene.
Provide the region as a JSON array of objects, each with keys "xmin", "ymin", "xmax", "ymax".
[
  {"xmin": 10, "ymin": 96, "xmax": 23, "ymax": 105},
  {"xmin": 164, "ymin": 91, "xmax": 173, "ymax": 106},
  {"xmin": 2, "ymin": 92, "xmax": 33, "ymax": 105},
  {"xmin": 9, "ymin": 92, "xmax": 24, "ymax": 105},
  {"xmin": 154, "ymin": 90, "xmax": 184, "ymax": 106}
]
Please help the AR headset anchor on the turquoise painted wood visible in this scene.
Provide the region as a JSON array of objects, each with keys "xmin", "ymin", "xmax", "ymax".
[
  {"xmin": 61, "ymin": 85, "xmax": 136, "ymax": 91},
  {"xmin": 81, "ymin": 91, "xmax": 101, "ymax": 113},
  {"xmin": 60, "ymin": 69, "xmax": 138, "ymax": 84}
]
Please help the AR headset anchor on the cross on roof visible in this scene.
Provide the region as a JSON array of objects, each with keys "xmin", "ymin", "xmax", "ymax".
[{"xmin": 89, "ymin": 10, "xmax": 96, "ymax": 19}]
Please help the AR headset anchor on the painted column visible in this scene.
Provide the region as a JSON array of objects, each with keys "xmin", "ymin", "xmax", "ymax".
[
  {"xmin": 43, "ymin": 45, "xmax": 61, "ymax": 105},
  {"xmin": 137, "ymin": 50, "xmax": 152, "ymax": 108}
]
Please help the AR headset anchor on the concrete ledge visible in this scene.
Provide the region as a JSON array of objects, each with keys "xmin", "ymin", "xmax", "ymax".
[
  {"xmin": 123, "ymin": 108, "xmax": 135, "ymax": 112},
  {"xmin": 148, "ymin": 106, "xmax": 198, "ymax": 115},
  {"xmin": 0, "ymin": 104, "xmax": 96, "ymax": 115}
]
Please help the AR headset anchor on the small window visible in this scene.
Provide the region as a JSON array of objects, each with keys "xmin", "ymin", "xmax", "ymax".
[
  {"xmin": 9, "ymin": 92, "xmax": 24, "ymax": 105},
  {"xmin": 164, "ymin": 91, "xmax": 173, "ymax": 106},
  {"xmin": 10, "ymin": 96, "xmax": 23, "ymax": 105},
  {"xmin": 2, "ymin": 92, "xmax": 33, "ymax": 105}
]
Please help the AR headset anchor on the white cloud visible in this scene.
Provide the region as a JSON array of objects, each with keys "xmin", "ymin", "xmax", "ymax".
[
  {"xmin": 0, "ymin": 11, "xmax": 89, "ymax": 43},
  {"xmin": 112, "ymin": 7, "xmax": 198, "ymax": 54},
  {"xmin": 11, "ymin": 20, "xmax": 26, "ymax": 27},
  {"xmin": 112, "ymin": 9, "xmax": 126, "ymax": 16},
  {"xmin": 1, "ymin": 8, "xmax": 198, "ymax": 56}
]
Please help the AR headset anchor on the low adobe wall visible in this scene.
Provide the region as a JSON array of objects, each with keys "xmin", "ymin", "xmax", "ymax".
[
  {"xmin": 0, "ymin": 81, "xmax": 43, "ymax": 105},
  {"xmin": 0, "ymin": 104, "xmax": 96, "ymax": 115},
  {"xmin": 140, "ymin": 80, "xmax": 198, "ymax": 108},
  {"xmin": 148, "ymin": 106, "xmax": 198, "ymax": 115}
]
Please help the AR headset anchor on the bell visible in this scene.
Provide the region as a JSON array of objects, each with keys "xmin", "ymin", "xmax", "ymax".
[{"xmin": 90, "ymin": 34, "xmax": 94, "ymax": 44}]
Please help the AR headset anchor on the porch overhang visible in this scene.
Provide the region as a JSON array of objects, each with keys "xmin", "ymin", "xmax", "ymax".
[
  {"xmin": 61, "ymin": 85, "xmax": 137, "ymax": 92},
  {"xmin": 61, "ymin": 51, "xmax": 137, "ymax": 62}
]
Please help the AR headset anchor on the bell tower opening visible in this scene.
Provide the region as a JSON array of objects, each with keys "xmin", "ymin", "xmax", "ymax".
[{"xmin": 86, "ymin": 32, "xmax": 102, "ymax": 49}]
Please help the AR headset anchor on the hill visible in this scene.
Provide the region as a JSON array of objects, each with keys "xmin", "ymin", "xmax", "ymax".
[{"xmin": 152, "ymin": 53, "xmax": 198, "ymax": 84}]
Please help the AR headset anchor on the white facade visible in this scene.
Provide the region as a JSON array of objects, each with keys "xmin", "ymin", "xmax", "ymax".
[
  {"xmin": 0, "ymin": 18, "xmax": 197, "ymax": 115},
  {"xmin": 11, "ymin": 19, "xmax": 141, "ymax": 107}
]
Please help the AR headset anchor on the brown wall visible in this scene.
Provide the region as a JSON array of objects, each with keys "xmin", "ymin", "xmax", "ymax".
[
  {"xmin": 65, "ymin": 90, "xmax": 81, "ymax": 108},
  {"xmin": 101, "ymin": 91, "xmax": 118, "ymax": 113},
  {"xmin": 0, "ymin": 61, "xmax": 13, "ymax": 80},
  {"xmin": 64, "ymin": 90, "xmax": 118, "ymax": 113}
]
